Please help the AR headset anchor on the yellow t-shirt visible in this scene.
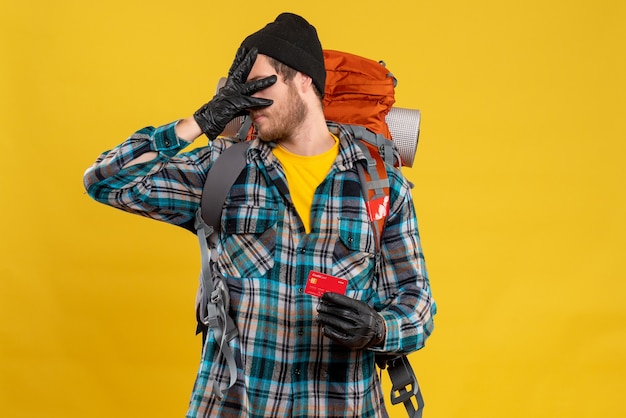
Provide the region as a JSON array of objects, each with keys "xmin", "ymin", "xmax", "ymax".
[{"xmin": 272, "ymin": 134, "xmax": 339, "ymax": 233}]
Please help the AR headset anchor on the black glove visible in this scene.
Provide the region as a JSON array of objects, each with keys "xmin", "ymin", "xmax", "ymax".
[
  {"xmin": 193, "ymin": 47, "xmax": 276, "ymax": 140},
  {"xmin": 317, "ymin": 292, "xmax": 386, "ymax": 350}
]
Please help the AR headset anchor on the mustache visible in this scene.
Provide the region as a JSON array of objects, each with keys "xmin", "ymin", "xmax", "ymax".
[{"xmin": 249, "ymin": 109, "xmax": 263, "ymax": 117}]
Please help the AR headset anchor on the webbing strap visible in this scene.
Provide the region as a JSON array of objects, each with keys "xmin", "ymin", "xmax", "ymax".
[
  {"xmin": 235, "ymin": 116, "xmax": 253, "ymax": 141},
  {"xmin": 195, "ymin": 216, "xmax": 238, "ymax": 397},
  {"xmin": 194, "ymin": 140, "xmax": 252, "ymax": 397},
  {"xmin": 344, "ymin": 124, "xmax": 399, "ymax": 167},
  {"xmin": 355, "ymin": 141, "xmax": 389, "ymax": 197}
]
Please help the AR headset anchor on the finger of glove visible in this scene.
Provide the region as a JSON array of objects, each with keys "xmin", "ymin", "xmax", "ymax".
[
  {"xmin": 321, "ymin": 292, "xmax": 365, "ymax": 312},
  {"xmin": 241, "ymin": 75, "xmax": 277, "ymax": 96},
  {"xmin": 317, "ymin": 302, "xmax": 354, "ymax": 320},
  {"xmin": 321, "ymin": 324, "xmax": 350, "ymax": 342},
  {"xmin": 229, "ymin": 96, "xmax": 273, "ymax": 111},
  {"xmin": 246, "ymin": 97, "xmax": 273, "ymax": 110},
  {"xmin": 229, "ymin": 47, "xmax": 258, "ymax": 83},
  {"xmin": 322, "ymin": 325, "xmax": 366, "ymax": 349},
  {"xmin": 317, "ymin": 311, "xmax": 358, "ymax": 331},
  {"xmin": 227, "ymin": 46, "xmax": 251, "ymax": 77}
]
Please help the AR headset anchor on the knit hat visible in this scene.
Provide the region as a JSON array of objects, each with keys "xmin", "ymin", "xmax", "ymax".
[{"xmin": 241, "ymin": 13, "xmax": 326, "ymax": 96}]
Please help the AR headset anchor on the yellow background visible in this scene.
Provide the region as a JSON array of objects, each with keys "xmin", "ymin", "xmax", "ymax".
[{"xmin": 1, "ymin": 1, "xmax": 624, "ymax": 417}]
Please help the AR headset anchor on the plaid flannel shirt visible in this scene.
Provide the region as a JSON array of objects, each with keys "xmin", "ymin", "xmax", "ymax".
[{"xmin": 84, "ymin": 121, "xmax": 436, "ymax": 418}]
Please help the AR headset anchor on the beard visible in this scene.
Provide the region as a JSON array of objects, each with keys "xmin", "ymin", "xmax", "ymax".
[{"xmin": 252, "ymin": 82, "xmax": 307, "ymax": 142}]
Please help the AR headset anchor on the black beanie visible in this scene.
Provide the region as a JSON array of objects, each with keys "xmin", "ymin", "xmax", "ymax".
[{"xmin": 241, "ymin": 13, "xmax": 326, "ymax": 96}]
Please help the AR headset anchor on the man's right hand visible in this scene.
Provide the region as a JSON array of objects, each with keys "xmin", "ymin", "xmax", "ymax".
[{"xmin": 193, "ymin": 47, "xmax": 276, "ymax": 140}]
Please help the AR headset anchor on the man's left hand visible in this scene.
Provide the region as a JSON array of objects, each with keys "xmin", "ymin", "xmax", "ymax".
[{"xmin": 317, "ymin": 292, "xmax": 385, "ymax": 350}]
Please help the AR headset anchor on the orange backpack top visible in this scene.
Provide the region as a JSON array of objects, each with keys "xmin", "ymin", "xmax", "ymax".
[{"xmin": 322, "ymin": 49, "xmax": 396, "ymax": 141}]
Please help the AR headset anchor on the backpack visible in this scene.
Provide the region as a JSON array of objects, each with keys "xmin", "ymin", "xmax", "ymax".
[{"xmin": 192, "ymin": 50, "xmax": 424, "ymax": 417}]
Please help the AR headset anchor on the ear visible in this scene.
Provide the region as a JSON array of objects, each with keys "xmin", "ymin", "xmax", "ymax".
[{"xmin": 296, "ymin": 72, "xmax": 314, "ymax": 94}]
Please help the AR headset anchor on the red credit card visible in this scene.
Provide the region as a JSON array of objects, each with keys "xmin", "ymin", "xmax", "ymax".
[{"xmin": 304, "ymin": 271, "xmax": 348, "ymax": 297}]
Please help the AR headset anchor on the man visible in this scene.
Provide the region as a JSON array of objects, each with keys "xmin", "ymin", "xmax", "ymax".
[{"xmin": 84, "ymin": 12, "xmax": 436, "ymax": 418}]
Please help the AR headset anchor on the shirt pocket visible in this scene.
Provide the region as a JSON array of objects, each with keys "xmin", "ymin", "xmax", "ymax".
[
  {"xmin": 331, "ymin": 217, "xmax": 376, "ymax": 298},
  {"xmin": 218, "ymin": 205, "xmax": 278, "ymax": 278}
]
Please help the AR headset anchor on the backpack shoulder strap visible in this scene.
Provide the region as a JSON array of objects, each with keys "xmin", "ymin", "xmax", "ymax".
[
  {"xmin": 199, "ymin": 140, "xmax": 251, "ymax": 237},
  {"xmin": 193, "ymin": 139, "xmax": 251, "ymax": 398},
  {"xmin": 346, "ymin": 126, "xmax": 391, "ymax": 253},
  {"xmin": 348, "ymin": 129, "xmax": 426, "ymax": 418}
]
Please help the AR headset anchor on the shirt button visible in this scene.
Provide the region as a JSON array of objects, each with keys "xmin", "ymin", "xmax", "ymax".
[
  {"xmin": 299, "ymin": 248, "xmax": 306, "ymax": 254},
  {"xmin": 298, "ymin": 287, "xmax": 304, "ymax": 293},
  {"xmin": 294, "ymin": 368, "xmax": 301, "ymax": 376},
  {"xmin": 298, "ymin": 329, "xmax": 304, "ymax": 336}
]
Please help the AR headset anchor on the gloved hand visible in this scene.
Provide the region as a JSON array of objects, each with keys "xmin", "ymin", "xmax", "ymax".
[
  {"xmin": 194, "ymin": 47, "xmax": 277, "ymax": 140},
  {"xmin": 317, "ymin": 292, "xmax": 386, "ymax": 350}
]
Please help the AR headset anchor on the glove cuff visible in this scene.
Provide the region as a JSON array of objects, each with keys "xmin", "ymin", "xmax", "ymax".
[
  {"xmin": 370, "ymin": 314, "xmax": 386, "ymax": 347},
  {"xmin": 193, "ymin": 107, "xmax": 219, "ymax": 141}
]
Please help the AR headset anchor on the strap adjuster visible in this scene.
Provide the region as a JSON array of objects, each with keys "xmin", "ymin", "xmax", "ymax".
[{"xmin": 386, "ymin": 356, "xmax": 425, "ymax": 418}]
